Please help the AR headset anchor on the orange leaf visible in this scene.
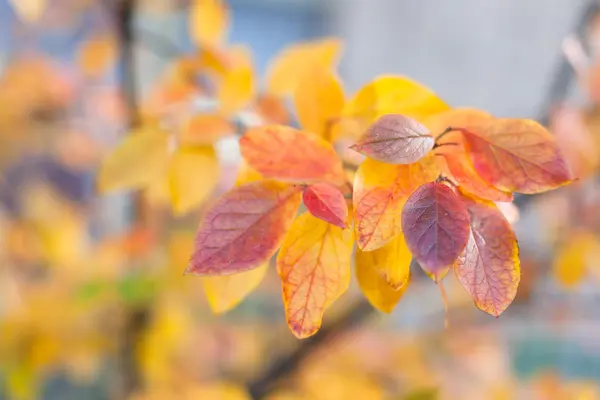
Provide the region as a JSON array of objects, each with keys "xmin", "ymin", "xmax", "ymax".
[
  {"xmin": 461, "ymin": 119, "xmax": 573, "ymax": 194},
  {"xmin": 180, "ymin": 114, "xmax": 233, "ymax": 145},
  {"xmin": 239, "ymin": 125, "xmax": 345, "ymax": 185},
  {"xmin": 401, "ymin": 182, "xmax": 470, "ymax": 280},
  {"xmin": 266, "ymin": 38, "xmax": 342, "ymax": 96},
  {"xmin": 255, "ymin": 93, "xmax": 289, "ymax": 125},
  {"xmin": 353, "ymin": 156, "xmax": 438, "ymax": 251},
  {"xmin": 302, "ymin": 183, "xmax": 348, "ymax": 228},
  {"xmin": 293, "ymin": 66, "xmax": 345, "ymax": 138},
  {"xmin": 189, "ymin": 0, "xmax": 229, "ymax": 47},
  {"xmin": 350, "ymin": 114, "xmax": 434, "ymax": 164},
  {"xmin": 277, "ymin": 212, "xmax": 353, "ymax": 338},
  {"xmin": 424, "ymin": 109, "xmax": 512, "ymax": 202},
  {"xmin": 355, "ymin": 232, "xmax": 412, "ymax": 290},
  {"xmin": 187, "ymin": 181, "xmax": 301, "ymax": 275},
  {"xmin": 77, "ymin": 35, "xmax": 117, "ymax": 78},
  {"xmin": 355, "ymin": 250, "xmax": 410, "ymax": 314},
  {"xmin": 454, "ymin": 195, "xmax": 520, "ymax": 317}
]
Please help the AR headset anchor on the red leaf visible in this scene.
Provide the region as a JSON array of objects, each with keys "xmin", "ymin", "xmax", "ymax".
[
  {"xmin": 401, "ymin": 181, "xmax": 470, "ymax": 280},
  {"xmin": 454, "ymin": 195, "xmax": 520, "ymax": 317},
  {"xmin": 239, "ymin": 125, "xmax": 345, "ymax": 185},
  {"xmin": 302, "ymin": 183, "xmax": 348, "ymax": 228},
  {"xmin": 186, "ymin": 180, "xmax": 302, "ymax": 275},
  {"xmin": 350, "ymin": 114, "xmax": 434, "ymax": 164}
]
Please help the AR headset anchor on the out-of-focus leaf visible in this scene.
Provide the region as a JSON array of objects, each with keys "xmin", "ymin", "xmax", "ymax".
[
  {"xmin": 188, "ymin": 382, "xmax": 251, "ymax": 400},
  {"xmin": 189, "ymin": 0, "xmax": 229, "ymax": 47},
  {"xmin": 77, "ymin": 35, "xmax": 117, "ymax": 78},
  {"xmin": 168, "ymin": 145, "xmax": 219, "ymax": 215},
  {"xmin": 98, "ymin": 125, "xmax": 167, "ymax": 193},
  {"xmin": 353, "ymin": 156, "xmax": 438, "ymax": 251},
  {"xmin": 187, "ymin": 181, "xmax": 301, "ymax": 275},
  {"xmin": 277, "ymin": 212, "xmax": 353, "ymax": 338},
  {"xmin": 351, "ymin": 114, "xmax": 434, "ymax": 164},
  {"xmin": 118, "ymin": 275, "xmax": 157, "ymax": 306},
  {"xmin": 302, "ymin": 183, "xmax": 348, "ymax": 228},
  {"xmin": 256, "ymin": 93, "xmax": 290, "ymax": 125},
  {"xmin": 356, "ymin": 246, "xmax": 409, "ymax": 313},
  {"xmin": 235, "ymin": 160, "xmax": 263, "ymax": 186},
  {"xmin": 553, "ymin": 231, "xmax": 600, "ymax": 289},
  {"xmin": 293, "ymin": 66, "xmax": 344, "ymax": 139},
  {"xmin": 218, "ymin": 46, "xmax": 255, "ymax": 115},
  {"xmin": 266, "ymin": 38, "xmax": 342, "ymax": 96},
  {"xmin": 402, "ymin": 387, "xmax": 439, "ymax": 400},
  {"xmin": 202, "ymin": 263, "xmax": 268, "ymax": 314},
  {"xmin": 180, "ymin": 114, "xmax": 233, "ymax": 145},
  {"xmin": 454, "ymin": 194, "xmax": 519, "ymax": 317},
  {"xmin": 9, "ymin": 0, "xmax": 45, "ymax": 23},
  {"xmin": 402, "ymin": 182, "xmax": 470, "ymax": 281},
  {"xmin": 240, "ymin": 125, "xmax": 345, "ymax": 185}
]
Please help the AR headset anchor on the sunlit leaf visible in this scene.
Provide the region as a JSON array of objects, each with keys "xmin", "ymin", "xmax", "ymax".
[
  {"xmin": 353, "ymin": 156, "xmax": 438, "ymax": 251},
  {"xmin": 356, "ymin": 231, "xmax": 412, "ymax": 290},
  {"xmin": 187, "ymin": 181, "xmax": 301, "ymax": 275},
  {"xmin": 454, "ymin": 194, "xmax": 519, "ymax": 317},
  {"xmin": 203, "ymin": 263, "xmax": 268, "ymax": 314},
  {"xmin": 277, "ymin": 212, "xmax": 353, "ymax": 338},
  {"xmin": 302, "ymin": 183, "xmax": 348, "ymax": 228},
  {"xmin": 402, "ymin": 182, "xmax": 470, "ymax": 280},
  {"xmin": 240, "ymin": 125, "xmax": 345, "ymax": 185},
  {"xmin": 218, "ymin": 46, "xmax": 255, "ymax": 115},
  {"xmin": 351, "ymin": 114, "xmax": 434, "ymax": 164},
  {"xmin": 553, "ymin": 231, "xmax": 600, "ymax": 289},
  {"xmin": 266, "ymin": 38, "xmax": 342, "ymax": 96},
  {"xmin": 340, "ymin": 75, "xmax": 449, "ymax": 139},
  {"xmin": 293, "ymin": 66, "xmax": 344, "ymax": 139},
  {"xmin": 189, "ymin": 0, "xmax": 229, "ymax": 47},
  {"xmin": 97, "ymin": 125, "xmax": 167, "ymax": 193},
  {"xmin": 256, "ymin": 93, "xmax": 290, "ymax": 125},
  {"xmin": 356, "ymin": 245, "xmax": 410, "ymax": 313},
  {"xmin": 77, "ymin": 35, "xmax": 117, "ymax": 78},
  {"xmin": 461, "ymin": 119, "xmax": 573, "ymax": 194},
  {"xmin": 169, "ymin": 145, "xmax": 219, "ymax": 215},
  {"xmin": 180, "ymin": 114, "xmax": 233, "ymax": 145}
]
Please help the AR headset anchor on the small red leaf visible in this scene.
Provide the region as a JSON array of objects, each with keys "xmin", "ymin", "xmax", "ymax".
[
  {"xmin": 401, "ymin": 181, "xmax": 470, "ymax": 280},
  {"xmin": 186, "ymin": 180, "xmax": 302, "ymax": 276},
  {"xmin": 302, "ymin": 183, "xmax": 348, "ymax": 228},
  {"xmin": 350, "ymin": 114, "xmax": 434, "ymax": 164}
]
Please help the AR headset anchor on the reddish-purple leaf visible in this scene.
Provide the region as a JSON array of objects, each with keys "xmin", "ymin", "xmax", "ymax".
[
  {"xmin": 186, "ymin": 180, "xmax": 302, "ymax": 276},
  {"xmin": 302, "ymin": 183, "xmax": 348, "ymax": 228},
  {"xmin": 401, "ymin": 181, "xmax": 470, "ymax": 280},
  {"xmin": 350, "ymin": 114, "xmax": 434, "ymax": 164}
]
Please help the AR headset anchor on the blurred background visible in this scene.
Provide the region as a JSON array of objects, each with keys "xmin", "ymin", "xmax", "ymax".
[{"xmin": 2, "ymin": 0, "xmax": 600, "ymax": 399}]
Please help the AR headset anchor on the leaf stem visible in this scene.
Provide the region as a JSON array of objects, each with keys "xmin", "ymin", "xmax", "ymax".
[
  {"xmin": 438, "ymin": 280, "xmax": 450, "ymax": 329},
  {"xmin": 434, "ymin": 127, "xmax": 455, "ymax": 144}
]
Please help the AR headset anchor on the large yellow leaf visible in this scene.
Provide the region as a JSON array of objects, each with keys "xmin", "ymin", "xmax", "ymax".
[
  {"xmin": 266, "ymin": 38, "xmax": 342, "ymax": 96},
  {"xmin": 9, "ymin": 0, "xmax": 45, "ymax": 23},
  {"xmin": 189, "ymin": 0, "xmax": 229, "ymax": 47},
  {"xmin": 356, "ymin": 248, "xmax": 409, "ymax": 314},
  {"xmin": 202, "ymin": 263, "xmax": 268, "ymax": 314},
  {"xmin": 168, "ymin": 145, "xmax": 219, "ymax": 215},
  {"xmin": 293, "ymin": 66, "xmax": 345, "ymax": 139},
  {"xmin": 277, "ymin": 212, "xmax": 353, "ymax": 338},
  {"xmin": 339, "ymin": 75, "xmax": 449, "ymax": 140},
  {"xmin": 553, "ymin": 231, "xmax": 600, "ymax": 289},
  {"xmin": 355, "ymin": 232, "xmax": 411, "ymax": 289},
  {"xmin": 98, "ymin": 125, "xmax": 168, "ymax": 193}
]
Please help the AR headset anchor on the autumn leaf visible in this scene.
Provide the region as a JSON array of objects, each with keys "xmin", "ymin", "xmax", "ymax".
[
  {"xmin": 302, "ymin": 183, "xmax": 348, "ymax": 228},
  {"xmin": 277, "ymin": 212, "xmax": 353, "ymax": 338},
  {"xmin": 189, "ymin": 0, "xmax": 229, "ymax": 47},
  {"xmin": 355, "ymin": 241, "xmax": 410, "ymax": 313},
  {"xmin": 239, "ymin": 125, "xmax": 345, "ymax": 185},
  {"xmin": 460, "ymin": 118, "xmax": 572, "ymax": 194},
  {"xmin": 202, "ymin": 263, "xmax": 268, "ymax": 314},
  {"xmin": 180, "ymin": 114, "xmax": 232, "ymax": 145},
  {"xmin": 98, "ymin": 124, "xmax": 167, "ymax": 193},
  {"xmin": 235, "ymin": 160, "xmax": 263, "ymax": 186},
  {"xmin": 218, "ymin": 46, "xmax": 255, "ymax": 115},
  {"xmin": 293, "ymin": 66, "xmax": 345, "ymax": 139},
  {"xmin": 255, "ymin": 93, "xmax": 290, "ymax": 125},
  {"xmin": 402, "ymin": 181, "xmax": 470, "ymax": 280},
  {"xmin": 553, "ymin": 231, "xmax": 600, "ymax": 289},
  {"xmin": 353, "ymin": 156, "xmax": 439, "ymax": 251},
  {"xmin": 339, "ymin": 75, "xmax": 449, "ymax": 140},
  {"xmin": 77, "ymin": 35, "xmax": 117, "ymax": 78},
  {"xmin": 454, "ymin": 194, "xmax": 520, "ymax": 317},
  {"xmin": 351, "ymin": 114, "xmax": 434, "ymax": 164},
  {"xmin": 187, "ymin": 181, "xmax": 301, "ymax": 275},
  {"xmin": 266, "ymin": 38, "xmax": 342, "ymax": 96},
  {"xmin": 169, "ymin": 145, "xmax": 219, "ymax": 215}
]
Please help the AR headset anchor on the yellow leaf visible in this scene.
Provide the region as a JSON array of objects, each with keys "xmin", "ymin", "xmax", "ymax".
[
  {"xmin": 553, "ymin": 231, "xmax": 600, "ymax": 288},
  {"xmin": 189, "ymin": 0, "xmax": 229, "ymax": 47},
  {"xmin": 266, "ymin": 38, "xmax": 342, "ymax": 96},
  {"xmin": 169, "ymin": 145, "xmax": 219, "ymax": 215},
  {"xmin": 235, "ymin": 160, "xmax": 263, "ymax": 186},
  {"xmin": 98, "ymin": 125, "xmax": 168, "ymax": 193},
  {"xmin": 277, "ymin": 212, "xmax": 353, "ymax": 338},
  {"xmin": 187, "ymin": 382, "xmax": 250, "ymax": 400},
  {"xmin": 77, "ymin": 35, "xmax": 117, "ymax": 77},
  {"xmin": 339, "ymin": 75, "xmax": 449, "ymax": 140},
  {"xmin": 6, "ymin": 362, "xmax": 38, "ymax": 400},
  {"xmin": 9, "ymin": 0, "xmax": 46, "ymax": 23},
  {"xmin": 218, "ymin": 46, "xmax": 255, "ymax": 115},
  {"xmin": 356, "ymin": 232, "xmax": 411, "ymax": 289},
  {"xmin": 202, "ymin": 263, "xmax": 268, "ymax": 314},
  {"xmin": 356, "ymin": 249, "xmax": 409, "ymax": 314},
  {"xmin": 293, "ymin": 66, "xmax": 345, "ymax": 139}
]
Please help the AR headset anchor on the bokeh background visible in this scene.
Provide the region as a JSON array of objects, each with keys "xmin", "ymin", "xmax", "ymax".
[{"xmin": 1, "ymin": 0, "xmax": 600, "ymax": 399}]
